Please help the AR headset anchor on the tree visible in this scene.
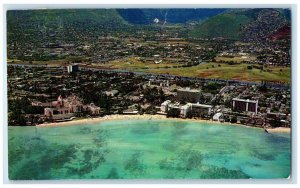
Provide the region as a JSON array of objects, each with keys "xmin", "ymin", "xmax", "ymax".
[
  {"xmin": 8, "ymin": 97, "xmax": 38, "ymax": 126},
  {"xmin": 186, "ymin": 110, "xmax": 193, "ymax": 118},
  {"xmin": 167, "ymin": 108, "xmax": 180, "ymax": 118},
  {"xmin": 143, "ymin": 87, "xmax": 165, "ymax": 105},
  {"xmin": 269, "ymin": 118, "xmax": 282, "ymax": 128},
  {"xmin": 8, "ymin": 110, "xmax": 27, "ymax": 126},
  {"xmin": 230, "ymin": 116, "xmax": 237, "ymax": 123},
  {"xmin": 145, "ymin": 105, "xmax": 157, "ymax": 115},
  {"xmin": 258, "ymin": 84, "xmax": 268, "ymax": 92},
  {"xmin": 138, "ymin": 108, "xmax": 145, "ymax": 115},
  {"xmin": 117, "ymin": 109, "xmax": 123, "ymax": 114}
]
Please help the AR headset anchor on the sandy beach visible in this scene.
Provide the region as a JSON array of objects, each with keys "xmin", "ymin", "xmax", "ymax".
[
  {"xmin": 37, "ymin": 114, "xmax": 167, "ymax": 127},
  {"xmin": 37, "ymin": 114, "xmax": 233, "ymax": 127},
  {"xmin": 36, "ymin": 114, "xmax": 291, "ymax": 133},
  {"xmin": 266, "ymin": 127, "xmax": 291, "ymax": 133}
]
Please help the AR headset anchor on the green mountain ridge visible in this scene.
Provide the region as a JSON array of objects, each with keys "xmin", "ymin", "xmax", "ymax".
[
  {"xmin": 188, "ymin": 8, "xmax": 290, "ymax": 40},
  {"xmin": 7, "ymin": 8, "xmax": 290, "ymax": 42},
  {"xmin": 188, "ymin": 12, "xmax": 252, "ymax": 40},
  {"xmin": 7, "ymin": 9, "xmax": 126, "ymax": 25}
]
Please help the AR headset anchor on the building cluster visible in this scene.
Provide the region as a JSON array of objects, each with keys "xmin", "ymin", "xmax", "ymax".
[
  {"xmin": 8, "ymin": 65, "xmax": 291, "ymax": 128},
  {"xmin": 32, "ymin": 95, "xmax": 100, "ymax": 122},
  {"xmin": 160, "ymin": 99, "xmax": 212, "ymax": 119}
]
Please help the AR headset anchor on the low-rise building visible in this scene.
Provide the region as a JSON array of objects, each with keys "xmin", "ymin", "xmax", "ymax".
[
  {"xmin": 67, "ymin": 64, "xmax": 79, "ymax": 73},
  {"xmin": 148, "ymin": 80, "xmax": 169, "ymax": 88},
  {"xmin": 190, "ymin": 103, "xmax": 213, "ymax": 117},
  {"xmin": 180, "ymin": 103, "xmax": 192, "ymax": 117},
  {"xmin": 177, "ymin": 88, "xmax": 201, "ymax": 103},
  {"xmin": 161, "ymin": 100, "xmax": 171, "ymax": 113},
  {"xmin": 105, "ymin": 90, "xmax": 119, "ymax": 97},
  {"xmin": 168, "ymin": 103, "xmax": 181, "ymax": 113},
  {"xmin": 86, "ymin": 103, "xmax": 101, "ymax": 115},
  {"xmin": 213, "ymin": 112, "xmax": 223, "ymax": 121}
]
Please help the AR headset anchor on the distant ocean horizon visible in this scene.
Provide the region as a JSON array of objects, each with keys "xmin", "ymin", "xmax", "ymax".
[{"xmin": 8, "ymin": 119, "xmax": 291, "ymax": 180}]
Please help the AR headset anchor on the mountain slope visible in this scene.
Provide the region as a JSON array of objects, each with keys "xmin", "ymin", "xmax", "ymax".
[
  {"xmin": 117, "ymin": 9, "xmax": 149, "ymax": 24},
  {"xmin": 188, "ymin": 12, "xmax": 252, "ymax": 39},
  {"xmin": 239, "ymin": 9, "xmax": 290, "ymax": 42},
  {"xmin": 7, "ymin": 9, "xmax": 126, "ymax": 25},
  {"xmin": 117, "ymin": 8, "xmax": 227, "ymax": 25},
  {"xmin": 188, "ymin": 8, "xmax": 290, "ymax": 40},
  {"xmin": 7, "ymin": 9, "xmax": 130, "ymax": 60},
  {"xmin": 7, "ymin": 10, "xmax": 128, "ymax": 42},
  {"xmin": 6, "ymin": 8, "xmax": 228, "ymax": 56}
]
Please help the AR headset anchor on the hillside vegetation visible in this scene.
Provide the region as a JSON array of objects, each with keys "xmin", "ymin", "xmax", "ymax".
[
  {"xmin": 189, "ymin": 13, "xmax": 252, "ymax": 39},
  {"xmin": 188, "ymin": 9, "xmax": 290, "ymax": 40}
]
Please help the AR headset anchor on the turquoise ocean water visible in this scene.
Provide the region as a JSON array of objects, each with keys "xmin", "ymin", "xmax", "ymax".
[{"xmin": 8, "ymin": 119, "xmax": 291, "ymax": 180}]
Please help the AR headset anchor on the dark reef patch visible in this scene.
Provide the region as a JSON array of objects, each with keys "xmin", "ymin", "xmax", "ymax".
[
  {"xmin": 106, "ymin": 167, "xmax": 121, "ymax": 179},
  {"xmin": 200, "ymin": 166, "xmax": 250, "ymax": 179},
  {"xmin": 130, "ymin": 123, "xmax": 160, "ymax": 134},
  {"xmin": 124, "ymin": 152, "xmax": 146, "ymax": 176},
  {"xmin": 251, "ymin": 149, "xmax": 276, "ymax": 161}
]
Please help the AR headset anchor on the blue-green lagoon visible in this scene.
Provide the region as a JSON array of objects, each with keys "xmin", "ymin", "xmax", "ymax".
[{"xmin": 8, "ymin": 119, "xmax": 291, "ymax": 180}]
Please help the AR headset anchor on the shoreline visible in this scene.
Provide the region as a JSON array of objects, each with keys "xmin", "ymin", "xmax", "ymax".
[
  {"xmin": 265, "ymin": 127, "xmax": 291, "ymax": 133},
  {"xmin": 36, "ymin": 114, "xmax": 291, "ymax": 133}
]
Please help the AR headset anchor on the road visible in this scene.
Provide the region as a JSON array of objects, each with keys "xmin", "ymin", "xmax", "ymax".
[{"xmin": 8, "ymin": 63, "xmax": 290, "ymax": 89}]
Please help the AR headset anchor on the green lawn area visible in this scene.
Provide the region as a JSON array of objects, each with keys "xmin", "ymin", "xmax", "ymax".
[
  {"xmin": 7, "ymin": 59, "xmax": 22, "ymax": 63},
  {"xmin": 137, "ymin": 62, "xmax": 291, "ymax": 83},
  {"xmin": 99, "ymin": 57, "xmax": 183, "ymax": 69},
  {"xmin": 215, "ymin": 55, "xmax": 256, "ymax": 63}
]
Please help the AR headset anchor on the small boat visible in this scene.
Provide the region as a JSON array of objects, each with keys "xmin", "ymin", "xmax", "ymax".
[{"xmin": 264, "ymin": 128, "xmax": 269, "ymax": 134}]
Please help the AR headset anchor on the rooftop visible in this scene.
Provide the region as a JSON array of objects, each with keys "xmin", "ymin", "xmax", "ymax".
[
  {"xmin": 232, "ymin": 98, "xmax": 258, "ymax": 103},
  {"xmin": 178, "ymin": 88, "xmax": 201, "ymax": 93},
  {"xmin": 191, "ymin": 103, "xmax": 213, "ymax": 108}
]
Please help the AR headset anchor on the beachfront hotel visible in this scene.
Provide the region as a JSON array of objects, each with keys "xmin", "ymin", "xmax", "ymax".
[
  {"xmin": 232, "ymin": 98, "xmax": 258, "ymax": 114},
  {"xmin": 32, "ymin": 95, "xmax": 100, "ymax": 122}
]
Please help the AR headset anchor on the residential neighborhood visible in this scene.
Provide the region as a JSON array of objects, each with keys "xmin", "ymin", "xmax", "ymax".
[{"xmin": 8, "ymin": 64, "xmax": 291, "ymax": 128}]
